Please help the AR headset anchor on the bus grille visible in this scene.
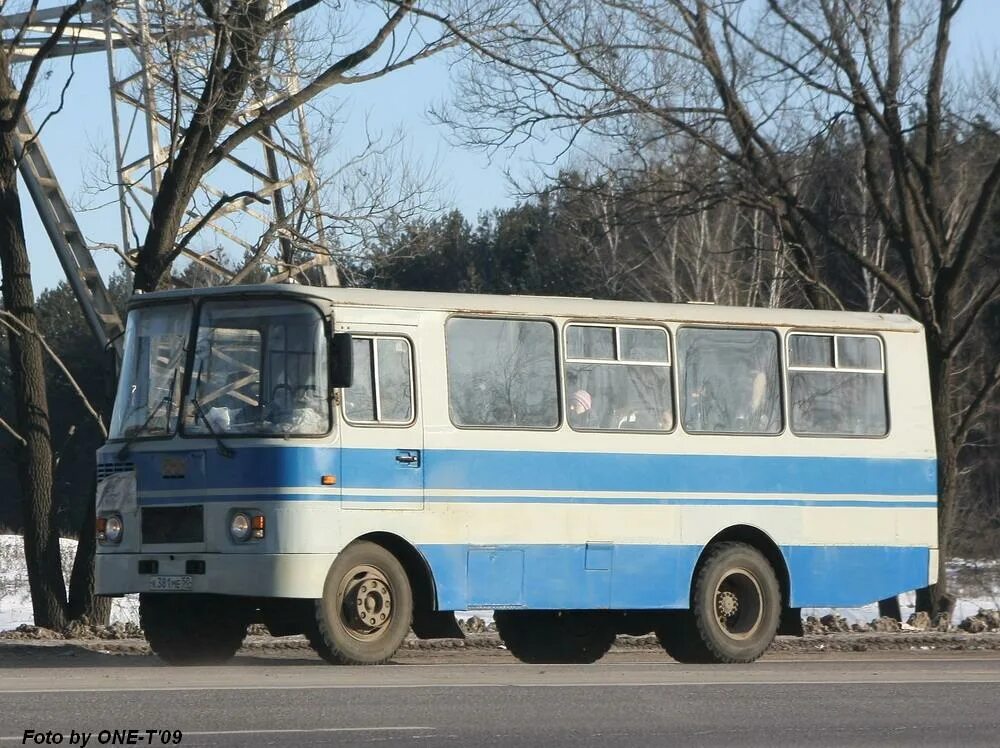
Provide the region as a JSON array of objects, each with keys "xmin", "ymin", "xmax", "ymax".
[
  {"xmin": 97, "ymin": 462, "xmax": 134, "ymax": 481},
  {"xmin": 142, "ymin": 505, "xmax": 204, "ymax": 544}
]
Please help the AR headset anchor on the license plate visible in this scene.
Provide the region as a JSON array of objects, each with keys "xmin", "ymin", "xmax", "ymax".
[{"xmin": 148, "ymin": 575, "xmax": 193, "ymax": 591}]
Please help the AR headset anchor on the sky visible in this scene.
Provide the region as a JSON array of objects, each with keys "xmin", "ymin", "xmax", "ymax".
[{"xmin": 13, "ymin": 0, "xmax": 1000, "ymax": 293}]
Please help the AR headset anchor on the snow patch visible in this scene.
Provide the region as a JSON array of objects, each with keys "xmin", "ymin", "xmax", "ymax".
[{"xmin": 0, "ymin": 535, "xmax": 138, "ymax": 628}]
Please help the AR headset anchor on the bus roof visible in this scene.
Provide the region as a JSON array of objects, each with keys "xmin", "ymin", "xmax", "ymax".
[{"xmin": 129, "ymin": 284, "xmax": 923, "ymax": 333}]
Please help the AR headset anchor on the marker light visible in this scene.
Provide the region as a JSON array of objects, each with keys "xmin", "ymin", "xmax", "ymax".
[{"xmin": 251, "ymin": 514, "xmax": 265, "ymax": 539}]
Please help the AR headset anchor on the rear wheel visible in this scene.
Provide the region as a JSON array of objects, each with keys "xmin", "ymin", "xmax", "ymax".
[
  {"xmin": 140, "ymin": 593, "xmax": 249, "ymax": 665},
  {"xmin": 311, "ymin": 541, "xmax": 413, "ymax": 665},
  {"xmin": 655, "ymin": 542, "xmax": 781, "ymax": 664},
  {"xmin": 495, "ymin": 611, "xmax": 615, "ymax": 664}
]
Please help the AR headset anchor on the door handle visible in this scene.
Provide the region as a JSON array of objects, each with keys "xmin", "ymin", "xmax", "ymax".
[{"xmin": 395, "ymin": 451, "xmax": 420, "ymax": 465}]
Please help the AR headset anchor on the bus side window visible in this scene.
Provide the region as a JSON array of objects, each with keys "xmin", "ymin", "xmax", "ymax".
[
  {"xmin": 446, "ymin": 317, "xmax": 559, "ymax": 429},
  {"xmin": 344, "ymin": 336, "xmax": 414, "ymax": 425},
  {"xmin": 564, "ymin": 323, "xmax": 673, "ymax": 432},
  {"xmin": 677, "ymin": 327, "xmax": 782, "ymax": 435},
  {"xmin": 787, "ymin": 333, "xmax": 887, "ymax": 436}
]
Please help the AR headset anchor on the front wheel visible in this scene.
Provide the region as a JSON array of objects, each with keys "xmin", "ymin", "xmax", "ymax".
[
  {"xmin": 140, "ymin": 593, "xmax": 249, "ymax": 665},
  {"xmin": 495, "ymin": 611, "xmax": 615, "ymax": 664},
  {"xmin": 656, "ymin": 542, "xmax": 781, "ymax": 664},
  {"xmin": 310, "ymin": 541, "xmax": 413, "ymax": 665}
]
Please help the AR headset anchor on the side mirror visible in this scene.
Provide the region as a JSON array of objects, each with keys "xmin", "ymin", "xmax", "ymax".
[{"xmin": 330, "ymin": 332, "xmax": 353, "ymax": 388}]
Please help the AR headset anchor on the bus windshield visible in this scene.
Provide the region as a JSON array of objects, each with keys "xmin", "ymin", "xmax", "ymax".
[
  {"xmin": 182, "ymin": 299, "xmax": 330, "ymax": 437},
  {"xmin": 109, "ymin": 304, "xmax": 191, "ymax": 440}
]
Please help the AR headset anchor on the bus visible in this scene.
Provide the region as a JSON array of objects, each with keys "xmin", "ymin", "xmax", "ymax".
[{"xmin": 95, "ymin": 285, "xmax": 938, "ymax": 665}]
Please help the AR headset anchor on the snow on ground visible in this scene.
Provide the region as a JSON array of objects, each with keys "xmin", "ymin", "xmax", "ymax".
[
  {"xmin": 0, "ymin": 535, "xmax": 137, "ymax": 629},
  {"xmin": 1, "ymin": 534, "xmax": 996, "ymax": 631}
]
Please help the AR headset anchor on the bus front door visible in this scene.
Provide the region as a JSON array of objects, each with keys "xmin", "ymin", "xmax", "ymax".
[{"xmin": 340, "ymin": 332, "xmax": 424, "ymax": 510}]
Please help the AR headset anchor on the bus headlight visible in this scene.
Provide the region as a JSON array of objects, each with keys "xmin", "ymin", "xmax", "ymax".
[
  {"xmin": 229, "ymin": 511, "xmax": 265, "ymax": 542},
  {"xmin": 230, "ymin": 512, "xmax": 251, "ymax": 542},
  {"xmin": 98, "ymin": 514, "xmax": 123, "ymax": 544}
]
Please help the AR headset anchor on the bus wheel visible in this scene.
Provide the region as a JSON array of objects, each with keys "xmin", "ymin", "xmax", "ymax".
[
  {"xmin": 311, "ymin": 541, "xmax": 413, "ymax": 665},
  {"xmin": 654, "ymin": 611, "xmax": 711, "ymax": 663},
  {"xmin": 495, "ymin": 611, "xmax": 615, "ymax": 664},
  {"xmin": 139, "ymin": 593, "xmax": 248, "ymax": 665},
  {"xmin": 658, "ymin": 542, "xmax": 781, "ymax": 664}
]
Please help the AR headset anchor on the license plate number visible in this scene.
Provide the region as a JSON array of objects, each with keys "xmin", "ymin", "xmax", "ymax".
[{"xmin": 148, "ymin": 575, "xmax": 193, "ymax": 591}]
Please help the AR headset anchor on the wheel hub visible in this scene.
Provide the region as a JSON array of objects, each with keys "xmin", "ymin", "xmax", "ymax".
[
  {"xmin": 353, "ymin": 578, "xmax": 392, "ymax": 630},
  {"xmin": 337, "ymin": 564, "xmax": 394, "ymax": 641},
  {"xmin": 716, "ymin": 590, "xmax": 739, "ymax": 619},
  {"xmin": 712, "ymin": 568, "xmax": 764, "ymax": 641}
]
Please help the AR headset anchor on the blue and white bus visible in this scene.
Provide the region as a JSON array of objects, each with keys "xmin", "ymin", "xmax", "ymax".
[{"xmin": 96, "ymin": 285, "xmax": 937, "ymax": 664}]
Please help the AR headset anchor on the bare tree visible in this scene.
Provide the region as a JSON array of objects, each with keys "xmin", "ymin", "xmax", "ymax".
[
  {"xmin": 126, "ymin": 0, "xmax": 503, "ymax": 292},
  {"xmin": 432, "ymin": 0, "xmax": 1000, "ymax": 611},
  {"xmin": 0, "ymin": 0, "xmax": 94, "ymax": 629}
]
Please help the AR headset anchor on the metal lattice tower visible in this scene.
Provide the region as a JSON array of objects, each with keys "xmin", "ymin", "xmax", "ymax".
[{"xmin": 3, "ymin": 0, "xmax": 337, "ymax": 349}]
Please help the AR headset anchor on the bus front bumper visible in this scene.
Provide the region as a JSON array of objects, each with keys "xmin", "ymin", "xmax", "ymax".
[{"xmin": 96, "ymin": 552, "xmax": 337, "ymax": 598}]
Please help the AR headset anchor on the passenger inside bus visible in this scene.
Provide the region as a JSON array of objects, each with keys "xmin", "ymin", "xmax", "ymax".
[{"xmin": 567, "ymin": 389, "xmax": 594, "ymax": 429}]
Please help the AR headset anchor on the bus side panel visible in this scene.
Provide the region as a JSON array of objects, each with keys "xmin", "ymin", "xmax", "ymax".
[
  {"xmin": 418, "ymin": 542, "xmax": 701, "ymax": 611},
  {"xmin": 783, "ymin": 545, "xmax": 931, "ymax": 607}
]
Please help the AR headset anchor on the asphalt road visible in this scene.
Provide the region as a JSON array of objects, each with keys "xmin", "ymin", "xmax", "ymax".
[{"xmin": 1, "ymin": 649, "xmax": 999, "ymax": 747}]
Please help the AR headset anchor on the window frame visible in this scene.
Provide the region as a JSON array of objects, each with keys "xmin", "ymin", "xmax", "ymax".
[
  {"xmin": 444, "ymin": 314, "xmax": 562, "ymax": 432},
  {"xmin": 676, "ymin": 324, "xmax": 786, "ymax": 437},
  {"xmin": 177, "ymin": 296, "xmax": 334, "ymax": 440},
  {"xmin": 342, "ymin": 334, "xmax": 417, "ymax": 428},
  {"xmin": 563, "ymin": 321, "xmax": 675, "ymax": 434},
  {"xmin": 786, "ymin": 331, "xmax": 885, "ymax": 374},
  {"xmin": 785, "ymin": 330, "xmax": 890, "ymax": 439},
  {"xmin": 107, "ymin": 300, "xmax": 195, "ymax": 443}
]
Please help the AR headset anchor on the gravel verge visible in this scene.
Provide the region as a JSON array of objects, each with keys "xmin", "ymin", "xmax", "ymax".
[{"xmin": 4, "ymin": 630, "xmax": 1000, "ymax": 660}]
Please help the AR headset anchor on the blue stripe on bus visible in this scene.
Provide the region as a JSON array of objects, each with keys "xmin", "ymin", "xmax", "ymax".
[
  {"xmin": 417, "ymin": 543, "xmax": 931, "ymax": 610},
  {"xmin": 122, "ymin": 446, "xmax": 938, "ymax": 497},
  {"xmin": 419, "ymin": 449, "xmax": 936, "ymax": 496},
  {"xmin": 135, "ymin": 492, "xmax": 936, "ymax": 508}
]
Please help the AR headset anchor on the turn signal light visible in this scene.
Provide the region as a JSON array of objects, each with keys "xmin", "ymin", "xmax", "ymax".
[{"xmin": 321, "ymin": 475, "xmax": 336, "ymax": 486}]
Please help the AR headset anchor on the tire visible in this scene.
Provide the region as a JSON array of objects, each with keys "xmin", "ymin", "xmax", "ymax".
[
  {"xmin": 656, "ymin": 542, "xmax": 781, "ymax": 664},
  {"xmin": 311, "ymin": 541, "xmax": 413, "ymax": 665},
  {"xmin": 654, "ymin": 611, "xmax": 713, "ymax": 664},
  {"xmin": 495, "ymin": 611, "xmax": 615, "ymax": 664},
  {"xmin": 139, "ymin": 593, "xmax": 248, "ymax": 665}
]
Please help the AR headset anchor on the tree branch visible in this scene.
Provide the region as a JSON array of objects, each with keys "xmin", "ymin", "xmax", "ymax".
[
  {"xmin": 0, "ymin": 312, "xmax": 107, "ymax": 438},
  {"xmin": 0, "ymin": 0, "xmax": 86, "ymax": 131},
  {"xmin": 175, "ymin": 190, "xmax": 269, "ymax": 256},
  {"xmin": 206, "ymin": 0, "xmax": 416, "ymax": 169}
]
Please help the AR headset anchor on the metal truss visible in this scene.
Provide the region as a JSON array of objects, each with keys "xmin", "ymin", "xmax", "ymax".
[{"xmin": 2, "ymin": 0, "xmax": 337, "ymax": 349}]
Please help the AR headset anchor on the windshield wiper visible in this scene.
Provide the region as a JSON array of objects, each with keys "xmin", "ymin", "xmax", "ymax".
[
  {"xmin": 190, "ymin": 361, "xmax": 235, "ymax": 458},
  {"xmin": 190, "ymin": 397, "xmax": 235, "ymax": 458},
  {"xmin": 116, "ymin": 368, "xmax": 179, "ymax": 460}
]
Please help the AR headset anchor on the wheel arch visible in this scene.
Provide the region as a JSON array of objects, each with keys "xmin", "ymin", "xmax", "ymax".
[
  {"xmin": 355, "ymin": 531, "xmax": 437, "ymax": 612},
  {"xmin": 353, "ymin": 531, "xmax": 463, "ymax": 640},
  {"xmin": 693, "ymin": 525, "xmax": 791, "ymax": 610}
]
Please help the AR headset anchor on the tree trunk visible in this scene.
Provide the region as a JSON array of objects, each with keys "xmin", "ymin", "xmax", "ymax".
[
  {"xmin": 0, "ymin": 66, "xmax": 67, "ymax": 630},
  {"xmin": 923, "ymin": 338, "xmax": 958, "ymax": 616},
  {"xmin": 877, "ymin": 596, "xmax": 902, "ymax": 622},
  {"xmin": 67, "ymin": 477, "xmax": 111, "ymax": 624}
]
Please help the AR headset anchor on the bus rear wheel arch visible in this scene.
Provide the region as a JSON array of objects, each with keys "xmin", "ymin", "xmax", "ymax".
[
  {"xmin": 656, "ymin": 541, "xmax": 781, "ymax": 664},
  {"xmin": 309, "ymin": 540, "xmax": 413, "ymax": 665}
]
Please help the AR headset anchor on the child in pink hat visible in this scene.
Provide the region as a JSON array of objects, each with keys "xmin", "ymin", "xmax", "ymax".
[{"xmin": 568, "ymin": 389, "xmax": 592, "ymax": 428}]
